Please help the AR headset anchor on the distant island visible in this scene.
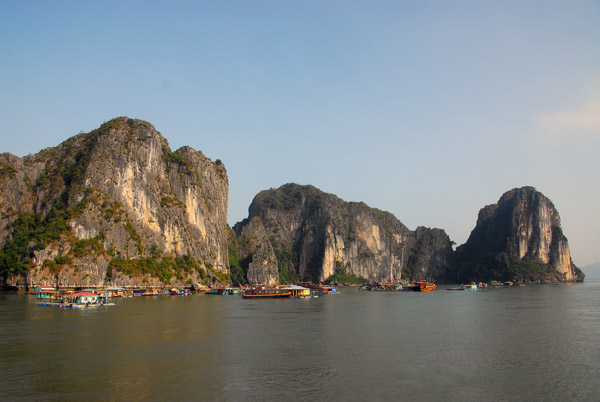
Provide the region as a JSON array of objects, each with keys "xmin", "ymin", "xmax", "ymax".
[{"xmin": 0, "ymin": 117, "xmax": 584, "ymax": 291}]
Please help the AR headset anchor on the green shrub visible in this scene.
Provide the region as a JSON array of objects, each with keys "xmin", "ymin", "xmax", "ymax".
[{"xmin": 325, "ymin": 261, "xmax": 367, "ymax": 284}]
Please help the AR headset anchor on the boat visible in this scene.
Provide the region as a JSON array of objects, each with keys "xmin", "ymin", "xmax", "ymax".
[
  {"xmin": 242, "ymin": 288, "xmax": 291, "ymax": 299},
  {"xmin": 359, "ymin": 282, "xmax": 403, "ymax": 291},
  {"xmin": 447, "ymin": 283, "xmax": 478, "ymax": 291},
  {"xmin": 408, "ymin": 279, "xmax": 436, "ymax": 292},
  {"xmin": 312, "ymin": 285, "xmax": 340, "ymax": 295},
  {"xmin": 297, "ymin": 281, "xmax": 339, "ymax": 295},
  {"xmin": 170, "ymin": 288, "xmax": 190, "ymax": 296},
  {"xmin": 207, "ymin": 287, "xmax": 234, "ymax": 295},
  {"xmin": 105, "ymin": 287, "xmax": 127, "ymax": 297},
  {"xmin": 281, "ymin": 285, "xmax": 318, "ymax": 298}
]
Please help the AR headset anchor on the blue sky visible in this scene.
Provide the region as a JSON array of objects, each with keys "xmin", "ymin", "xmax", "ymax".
[{"xmin": 1, "ymin": 0, "xmax": 599, "ymax": 266}]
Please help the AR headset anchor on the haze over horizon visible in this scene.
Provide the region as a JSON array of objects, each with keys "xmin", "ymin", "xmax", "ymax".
[{"xmin": 1, "ymin": 1, "xmax": 599, "ymax": 266}]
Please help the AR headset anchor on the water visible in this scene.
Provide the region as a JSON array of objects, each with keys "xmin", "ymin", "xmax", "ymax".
[{"xmin": 1, "ymin": 282, "xmax": 600, "ymax": 401}]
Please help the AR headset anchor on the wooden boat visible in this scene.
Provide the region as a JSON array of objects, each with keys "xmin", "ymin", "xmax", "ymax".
[
  {"xmin": 409, "ymin": 280, "xmax": 436, "ymax": 292},
  {"xmin": 242, "ymin": 288, "xmax": 291, "ymax": 299},
  {"xmin": 297, "ymin": 281, "xmax": 340, "ymax": 295},
  {"xmin": 207, "ymin": 287, "xmax": 234, "ymax": 295},
  {"xmin": 359, "ymin": 282, "xmax": 403, "ymax": 291},
  {"xmin": 312, "ymin": 285, "xmax": 340, "ymax": 295},
  {"xmin": 447, "ymin": 283, "xmax": 477, "ymax": 291},
  {"xmin": 281, "ymin": 285, "xmax": 317, "ymax": 298},
  {"xmin": 170, "ymin": 288, "xmax": 189, "ymax": 295}
]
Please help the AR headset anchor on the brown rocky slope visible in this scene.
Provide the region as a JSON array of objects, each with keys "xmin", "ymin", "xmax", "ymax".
[{"xmin": 0, "ymin": 117, "xmax": 229, "ymax": 289}]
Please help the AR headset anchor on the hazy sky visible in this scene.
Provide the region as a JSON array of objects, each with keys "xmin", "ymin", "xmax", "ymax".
[{"xmin": 1, "ymin": 1, "xmax": 599, "ymax": 266}]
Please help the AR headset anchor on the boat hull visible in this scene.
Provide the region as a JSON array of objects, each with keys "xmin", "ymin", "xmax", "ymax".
[{"xmin": 242, "ymin": 292, "xmax": 291, "ymax": 299}]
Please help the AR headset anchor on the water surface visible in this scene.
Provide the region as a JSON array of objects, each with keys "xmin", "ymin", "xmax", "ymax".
[{"xmin": 1, "ymin": 282, "xmax": 599, "ymax": 401}]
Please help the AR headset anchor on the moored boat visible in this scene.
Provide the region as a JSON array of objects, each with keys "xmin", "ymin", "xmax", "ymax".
[
  {"xmin": 312, "ymin": 285, "xmax": 340, "ymax": 295},
  {"xmin": 242, "ymin": 288, "xmax": 291, "ymax": 299},
  {"xmin": 408, "ymin": 279, "xmax": 436, "ymax": 292},
  {"xmin": 207, "ymin": 287, "xmax": 234, "ymax": 295},
  {"xmin": 170, "ymin": 288, "xmax": 190, "ymax": 295},
  {"xmin": 281, "ymin": 285, "xmax": 318, "ymax": 298},
  {"xmin": 447, "ymin": 283, "xmax": 478, "ymax": 291}
]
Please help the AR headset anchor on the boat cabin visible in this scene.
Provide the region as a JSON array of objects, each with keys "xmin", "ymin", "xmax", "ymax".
[{"xmin": 283, "ymin": 285, "xmax": 311, "ymax": 298}]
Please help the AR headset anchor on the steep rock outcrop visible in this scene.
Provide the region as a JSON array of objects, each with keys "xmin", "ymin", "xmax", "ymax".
[
  {"xmin": 233, "ymin": 183, "xmax": 452, "ymax": 284},
  {"xmin": 452, "ymin": 186, "xmax": 584, "ymax": 282},
  {"xmin": 231, "ymin": 217, "xmax": 279, "ymax": 286},
  {"xmin": 0, "ymin": 117, "xmax": 229, "ymax": 289}
]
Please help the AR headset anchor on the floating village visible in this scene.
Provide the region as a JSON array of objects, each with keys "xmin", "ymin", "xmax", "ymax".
[{"xmin": 30, "ymin": 277, "xmax": 564, "ymax": 308}]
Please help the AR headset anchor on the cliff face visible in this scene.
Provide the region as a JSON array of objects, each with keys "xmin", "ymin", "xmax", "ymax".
[
  {"xmin": 233, "ymin": 184, "xmax": 452, "ymax": 284},
  {"xmin": 0, "ymin": 117, "xmax": 229, "ymax": 289},
  {"xmin": 230, "ymin": 218, "xmax": 279, "ymax": 286},
  {"xmin": 452, "ymin": 186, "xmax": 584, "ymax": 282}
]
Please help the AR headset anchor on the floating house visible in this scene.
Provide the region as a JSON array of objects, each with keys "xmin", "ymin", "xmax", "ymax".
[
  {"xmin": 64, "ymin": 292, "xmax": 108, "ymax": 305},
  {"xmin": 37, "ymin": 290, "xmax": 60, "ymax": 300},
  {"xmin": 34, "ymin": 286, "xmax": 56, "ymax": 294}
]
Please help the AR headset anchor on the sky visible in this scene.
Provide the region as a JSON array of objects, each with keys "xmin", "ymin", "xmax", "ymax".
[{"xmin": 1, "ymin": 0, "xmax": 599, "ymax": 266}]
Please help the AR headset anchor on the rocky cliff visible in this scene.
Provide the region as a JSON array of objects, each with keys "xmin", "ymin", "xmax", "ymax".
[
  {"xmin": 0, "ymin": 117, "xmax": 229, "ymax": 289},
  {"xmin": 232, "ymin": 184, "xmax": 452, "ymax": 284},
  {"xmin": 451, "ymin": 186, "xmax": 584, "ymax": 282}
]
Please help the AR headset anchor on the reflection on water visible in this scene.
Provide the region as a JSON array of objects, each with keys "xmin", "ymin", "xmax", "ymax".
[{"xmin": 2, "ymin": 282, "xmax": 600, "ymax": 401}]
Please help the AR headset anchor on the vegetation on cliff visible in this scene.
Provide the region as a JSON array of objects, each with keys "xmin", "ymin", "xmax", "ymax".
[
  {"xmin": 2, "ymin": 120, "xmax": 585, "ymax": 288},
  {"xmin": 325, "ymin": 261, "xmax": 368, "ymax": 284},
  {"xmin": 236, "ymin": 183, "xmax": 452, "ymax": 284},
  {"xmin": 1, "ymin": 117, "xmax": 229, "ymax": 288},
  {"xmin": 448, "ymin": 187, "xmax": 584, "ymax": 283},
  {"xmin": 107, "ymin": 255, "xmax": 208, "ymax": 285},
  {"xmin": 0, "ymin": 210, "xmax": 69, "ymax": 276}
]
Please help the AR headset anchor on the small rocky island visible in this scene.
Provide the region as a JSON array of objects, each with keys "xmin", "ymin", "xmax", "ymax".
[
  {"xmin": 0, "ymin": 117, "xmax": 584, "ymax": 291},
  {"xmin": 448, "ymin": 186, "xmax": 584, "ymax": 283}
]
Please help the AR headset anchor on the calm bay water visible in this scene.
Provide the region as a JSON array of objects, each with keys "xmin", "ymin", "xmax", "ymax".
[{"xmin": 2, "ymin": 281, "xmax": 600, "ymax": 401}]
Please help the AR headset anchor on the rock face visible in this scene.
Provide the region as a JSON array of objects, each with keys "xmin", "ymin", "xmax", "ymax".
[
  {"xmin": 452, "ymin": 186, "xmax": 584, "ymax": 282},
  {"xmin": 0, "ymin": 117, "xmax": 229, "ymax": 289},
  {"xmin": 231, "ymin": 218, "xmax": 279, "ymax": 286},
  {"xmin": 233, "ymin": 184, "xmax": 452, "ymax": 284}
]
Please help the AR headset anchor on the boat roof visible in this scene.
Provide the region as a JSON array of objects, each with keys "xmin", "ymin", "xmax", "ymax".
[{"xmin": 282, "ymin": 285, "xmax": 309, "ymax": 290}]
